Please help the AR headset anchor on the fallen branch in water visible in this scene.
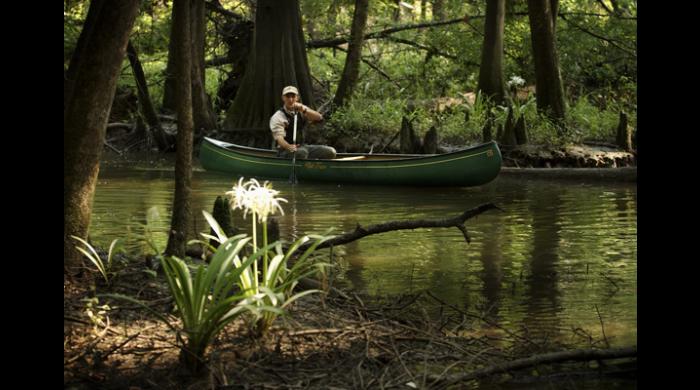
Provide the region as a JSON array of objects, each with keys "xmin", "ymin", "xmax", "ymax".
[
  {"xmin": 188, "ymin": 203, "xmax": 500, "ymax": 261},
  {"xmin": 429, "ymin": 346, "xmax": 637, "ymax": 386},
  {"xmin": 303, "ymin": 203, "xmax": 501, "ymax": 251}
]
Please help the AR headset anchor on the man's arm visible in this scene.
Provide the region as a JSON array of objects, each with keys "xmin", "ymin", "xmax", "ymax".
[
  {"xmin": 293, "ymin": 102, "xmax": 323, "ymax": 122},
  {"xmin": 274, "ymin": 135, "xmax": 297, "ymax": 152}
]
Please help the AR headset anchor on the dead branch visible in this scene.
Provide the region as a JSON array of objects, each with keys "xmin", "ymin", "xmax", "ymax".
[
  {"xmin": 303, "ymin": 203, "xmax": 500, "ymax": 252},
  {"xmin": 559, "ymin": 14, "xmax": 636, "ymax": 57},
  {"xmin": 204, "ymin": 0, "xmax": 244, "ymax": 20},
  {"xmin": 430, "ymin": 346, "xmax": 637, "ymax": 385},
  {"xmin": 307, "ymin": 16, "xmax": 476, "ymax": 49},
  {"xmin": 384, "ymin": 36, "xmax": 458, "ymax": 60},
  {"xmin": 332, "ymin": 45, "xmax": 402, "ymax": 89},
  {"xmin": 107, "ymin": 122, "xmax": 133, "ymax": 131},
  {"xmin": 104, "ymin": 141, "xmax": 123, "ymax": 155}
]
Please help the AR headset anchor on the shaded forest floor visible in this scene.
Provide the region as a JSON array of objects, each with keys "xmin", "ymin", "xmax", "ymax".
[{"xmin": 65, "ymin": 259, "xmax": 636, "ymax": 390}]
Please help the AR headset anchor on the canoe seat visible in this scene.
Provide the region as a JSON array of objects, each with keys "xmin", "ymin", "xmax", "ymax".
[{"xmin": 334, "ymin": 156, "xmax": 367, "ymax": 161}]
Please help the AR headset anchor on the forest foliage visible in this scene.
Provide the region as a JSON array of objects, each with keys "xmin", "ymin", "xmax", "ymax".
[{"xmin": 64, "ymin": 0, "xmax": 636, "ymax": 148}]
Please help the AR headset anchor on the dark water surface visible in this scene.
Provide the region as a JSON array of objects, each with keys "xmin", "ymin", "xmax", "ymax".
[{"xmin": 90, "ymin": 160, "xmax": 636, "ymax": 349}]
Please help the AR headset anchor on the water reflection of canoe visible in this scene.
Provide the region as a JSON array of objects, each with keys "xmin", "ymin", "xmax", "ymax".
[{"xmin": 199, "ymin": 137, "xmax": 502, "ymax": 187}]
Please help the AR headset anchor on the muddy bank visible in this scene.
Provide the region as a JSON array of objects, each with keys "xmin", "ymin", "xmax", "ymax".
[{"xmin": 501, "ymin": 144, "xmax": 636, "ymax": 169}]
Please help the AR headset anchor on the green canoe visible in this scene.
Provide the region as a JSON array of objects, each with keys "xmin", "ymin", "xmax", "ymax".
[{"xmin": 199, "ymin": 137, "xmax": 502, "ymax": 186}]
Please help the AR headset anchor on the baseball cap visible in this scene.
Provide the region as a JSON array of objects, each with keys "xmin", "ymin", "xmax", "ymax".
[{"xmin": 282, "ymin": 86, "xmax": 299, "ymax": 96}]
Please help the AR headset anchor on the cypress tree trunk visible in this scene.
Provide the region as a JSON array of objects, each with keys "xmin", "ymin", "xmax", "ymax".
[
  {"xmin": 527, "ymin": 0, "xmax": 566, "ymax": 124},
  {"xmin": 64, "ymin": 0, "xmax": 141, "ymax": 272},
  {"xmin": 222, "ymin": 0, "xmax": 314, "ymax": 147},
  {"xmin": 190, "ymin": 0, "xmax": 217, "ymax": 132},
  {"xmin": 126, "ymin": 40, "xmax": 171, "ymax": 151},
  {"xmin": 477, "ymin": 0, "xmax": 507, "ymax": 106},
  {"xmin": 64, "ymin": 0, "xmax": 105, "ymax": 109},
  {"xmin": 215, "ymin": 19, "xmax": 254, "ymax": 112},
  {"xmin": 332, "ymin": 0, "xmax": 369, "ymax": 110},
  {"xmin": 165, "ymin": 0, "xmax": 195, "ymax": 258}
]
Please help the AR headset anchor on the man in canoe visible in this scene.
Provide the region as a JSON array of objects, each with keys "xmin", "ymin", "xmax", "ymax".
[{"xmin": 270, "ymin": 85, "xmax": 337, "ymax": 159}]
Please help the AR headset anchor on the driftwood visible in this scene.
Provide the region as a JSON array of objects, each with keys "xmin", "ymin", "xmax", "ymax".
[
  {"xmin": 429, "ymin": 346, "xmax": 637, "ymax": 385},
  {"xmin": 302, "ymin": 203, "xmax": 500, "ymax": 252}
]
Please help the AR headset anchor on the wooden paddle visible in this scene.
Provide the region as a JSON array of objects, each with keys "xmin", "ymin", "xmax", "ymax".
[{"xmin": 289, "ymin": 111, "xmax": 298, "ymax": 184}]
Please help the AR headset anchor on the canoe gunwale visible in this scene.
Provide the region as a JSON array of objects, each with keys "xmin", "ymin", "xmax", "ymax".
[{"xmin": 202, "ymin": 137, "xmax": 498, "ymax": 164}]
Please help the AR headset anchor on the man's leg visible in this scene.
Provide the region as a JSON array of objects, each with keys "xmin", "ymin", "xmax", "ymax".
[
  {"xmin": 278, "ymin": 148, "xmax": 309, "ymax": 159},
  {"xmin": 305, "ymin": 145, "xmax": 337, "ymax": 159}
]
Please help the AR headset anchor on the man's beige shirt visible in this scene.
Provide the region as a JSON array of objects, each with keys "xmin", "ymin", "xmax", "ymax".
[{"xmin": 269, "ymin": 107, "xmax": 297, "ymax": 142}]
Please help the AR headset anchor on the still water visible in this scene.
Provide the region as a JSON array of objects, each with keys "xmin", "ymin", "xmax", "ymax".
[{"xmin": 90, "ymin": 160, "xmax": 637, "ymax": 348}]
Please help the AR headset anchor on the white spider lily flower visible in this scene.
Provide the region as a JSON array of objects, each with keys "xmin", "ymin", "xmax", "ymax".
[
  {"xmin": 225, "ymin": 177, "xmax": 249, "ymax": 210},
  {"xmin": 507, "ymin": 75, "xmax": 525, "ymax": 88},
  {"xmin": 226, "ymin": 178, "xmax": 287, "ymax": 222}
]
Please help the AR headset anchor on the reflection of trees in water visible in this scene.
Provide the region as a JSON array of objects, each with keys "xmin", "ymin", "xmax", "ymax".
[
  {"xmin": 522, "ymin": 185, "xmax": 563, "ymax": 340},
  {"xmin": 479, "ymin": 221, "xmax": 504, "ymax": 322},
  {"xmin": 615, "ymin": 187, "xmax": 636, "ymax": 221},
  {"xmin": 90, "ymin": 169, "xmax": 174, "ymax": 254},
  {"xmin": 426, "ymin": 234, "xmax": 467, "ymax": 308}
]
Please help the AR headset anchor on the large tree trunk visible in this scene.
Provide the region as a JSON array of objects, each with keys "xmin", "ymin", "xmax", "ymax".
[
  {"xmin": 527, "ymin": 0, "xmax": 566, "ymax": 124},
  {"xmin": 214, "ymin": 19, "xmax": 254, "ymax": 112},
  {"xmin": 477, "ymin": 0, "xmax": 507, "ymax": 106},
  {"xmin": 64, "ymin": 0, "xmax": 105, "ymax": 110},
  {"xmin": 126, "ymin": 40, "xmax": 171, "ymax": 151},
  {"xmin": 222, "ymin": 0, "xmax": 314, "ymax": 147},
  {"xmin": 64, "ymin": 0, "xmax": 141, "ymax": 273},
  {"xmin": 165, "ymin": 0, "xmax": 195, "ymax": 258},
  {"xmin": 190, "ymin": 0, "xmax": 217, "ymax": 132},
  {"xmin": 332, "ymin": 0, "xmax": 369, "ymax": 110}
]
